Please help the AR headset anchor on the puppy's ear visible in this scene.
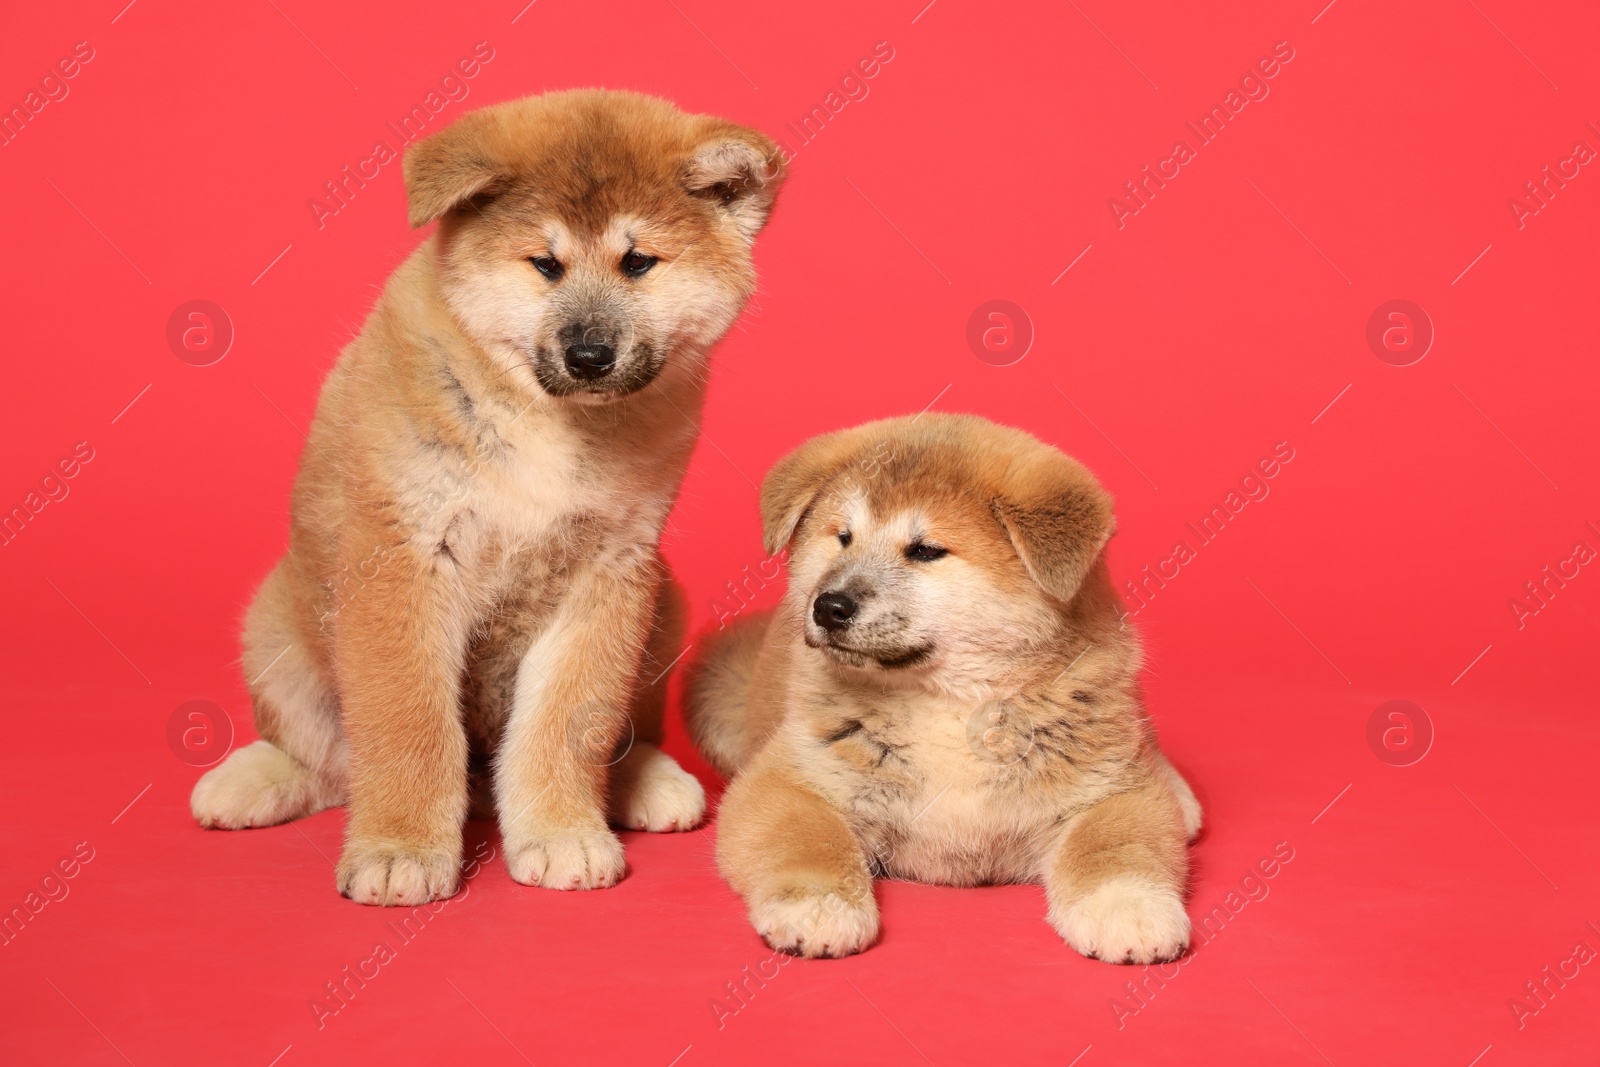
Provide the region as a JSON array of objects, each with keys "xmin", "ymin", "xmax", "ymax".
[
  {"xmin": 992, "ymin": 452, "xmax": 1115, "ymax": 604},
  {"xmin": 404, "ymin": 112, "xmax": 504, "ymax": 228},
  {"xmin": 760, "ymin": 428, "xmax": 862, "ymax": 555},
  {"xmin": 684, "ymin": 129, "xmax": 786, "ymax": 240}
]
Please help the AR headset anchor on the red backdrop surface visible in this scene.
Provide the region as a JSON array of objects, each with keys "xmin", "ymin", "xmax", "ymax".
[{"xmin": 1, "ymin": 1, "xmax": 1597, "ymax": 1064}]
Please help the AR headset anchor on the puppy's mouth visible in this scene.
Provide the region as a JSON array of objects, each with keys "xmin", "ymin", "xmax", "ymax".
[{"xmin": 808, "ymin": 632, "xmax": 935, "ymax": 671}]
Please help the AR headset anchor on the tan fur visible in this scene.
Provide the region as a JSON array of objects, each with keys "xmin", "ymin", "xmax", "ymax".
[
  {"xmin": 685, "ymin": 415, "xmax": 1201, "ymax": 961},
  {"xmin": 190, "ymin": 90, "xmax": 785, "ymax": 905}
]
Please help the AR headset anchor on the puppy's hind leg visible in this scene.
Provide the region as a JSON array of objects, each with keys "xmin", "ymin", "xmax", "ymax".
[
  {"xmin": 608, "ymin": 566, "xmax": 705, "ymax": 832},
  {"xmin": 1157, "ymin": 753, "xmax": 1203, "ymax": 842},
  {"xmin": 192, "ymin": 562, "xmax": 346, "ymax": 829}
]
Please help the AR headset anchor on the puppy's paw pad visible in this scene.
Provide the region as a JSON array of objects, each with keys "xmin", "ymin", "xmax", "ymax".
[
  {"xmin": 1053, "ymin": 877, "xmax": 1189, "ymax": 964},
  {"xmin": 506, "ymin": 830, "xmax": 625, "ymax": 890},
  {"xmin": 337, "ymin": 844, "xmax": 460, "ymax": 907},
  {"xmin": 610, "ymin": 752, "xmax": 706, "ymax": 832},
  {"xmin": 752, "ymin": 885, "xmax": 879, "ymax": 959}
]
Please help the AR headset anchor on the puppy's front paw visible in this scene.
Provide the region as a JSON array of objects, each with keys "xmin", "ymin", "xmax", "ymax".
[
  {"xmin": 337, "ymin": 841, "xmax": 461, "ymax": 907},
  {"xmin": 505, "ymin": 829, "xmax": 625, "ymax": 890},
  {"xmin": 751, "ymin": 884, "xmax": 879, "ymax": 959},
  {"xmin": 1051, "ymin": 876, "xmax": 1189, "ymax": 964},
  {"xmin": 608, "ymin": 745, "xmax": 706, "ymax": 832}
]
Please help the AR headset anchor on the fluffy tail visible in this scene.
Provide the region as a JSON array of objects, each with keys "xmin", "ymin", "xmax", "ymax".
[{"xmin": 682, "ymin": 609, "xmax": 772, "ymax": 777}]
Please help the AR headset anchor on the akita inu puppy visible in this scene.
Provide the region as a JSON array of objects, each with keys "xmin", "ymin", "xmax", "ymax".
[
  {"xmin": 686, "ymin": 415, "xmax": 1201, "ymax": 961},
  {"xmin": 191, "ymin": 90, "xmax": 785, "ymax": 905}
]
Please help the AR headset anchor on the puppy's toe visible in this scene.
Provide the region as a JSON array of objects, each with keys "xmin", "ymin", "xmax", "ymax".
[
  {"xmin": 608, "ymin": 745, "xmax": 706, "ymax": 832},
  {"xmin": 336, "ymin": 842, "xmax": 461, "ymax": 907},
  {"xmin": 752, "ymin": 885, "xmax": 879, "ymax": 959},
  {"xmin": 1051, "ymin": 876, "xmax": 1189, "ymax": 964},
  {"xmin": 506, "ymin": 829, "xmax": 626, "ymax": 890}
]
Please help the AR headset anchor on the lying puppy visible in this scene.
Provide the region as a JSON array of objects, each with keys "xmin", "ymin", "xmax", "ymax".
[
  {"xmin": 190, "ymin": 90, "xmax": 785, "ymax": 905},
  {"xmin": 686, "ymin": 414, "xmax": 1201, "ymax": 960}
]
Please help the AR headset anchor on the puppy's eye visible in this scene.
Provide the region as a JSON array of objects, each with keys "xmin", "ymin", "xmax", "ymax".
[
  {"xmin": 530, "ymin": 256, "xmax": 564, "ymax": 281},
  {"xmin": 621, "ymin": 251, "xmax": 657, "ymax": 277},
  {"xmin": 906, "ymin": 541, "xmax": 948, "ymax": 562},
  {"xmin": 838, "ymin": 531, "xmax": 852, "ymax": 547}
]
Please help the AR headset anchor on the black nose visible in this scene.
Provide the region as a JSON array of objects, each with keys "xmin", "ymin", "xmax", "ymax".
[
  {"xmin": 812, "ymin": 592, "xmax": 857, "ymax": 632},
  {"xmin": 564, "ymin": 343, "xmax": 616, "ymax": 380}
]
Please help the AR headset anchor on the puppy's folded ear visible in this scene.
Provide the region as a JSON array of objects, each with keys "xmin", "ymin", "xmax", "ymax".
[
  {"xmin": 404, "ymin": 112, "xmax": 504, "ymax": 229},
  {"xmin": 684, "ymin": 128, "xmax": 786, "ymax": 240},
  {"xmin": 992, "ymin": 453, "xmax": 1116, "ymax": 604},
  {"xmin": 760, "ymin": 427, "xmax": 863, "ymax": 555}
]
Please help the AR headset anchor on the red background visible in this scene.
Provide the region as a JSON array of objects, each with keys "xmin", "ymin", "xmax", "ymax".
[{"xmin": 2, "ymin": 1, "xmax": 1597, "ymax": 1064}]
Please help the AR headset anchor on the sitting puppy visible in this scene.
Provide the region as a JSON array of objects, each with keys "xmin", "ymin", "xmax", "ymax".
[
  {"xmin": 190, "ymin": 90, "xmax": 785, "ymax": 905},
  {"xmin": 685, "ymin": 414, "xmax": 1202, "ymax": 961}
]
